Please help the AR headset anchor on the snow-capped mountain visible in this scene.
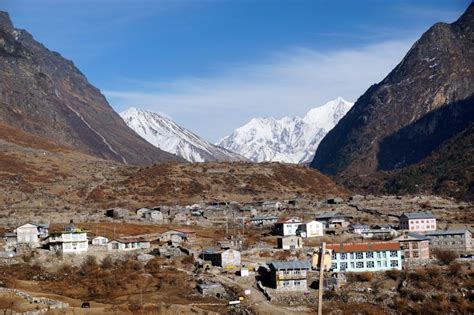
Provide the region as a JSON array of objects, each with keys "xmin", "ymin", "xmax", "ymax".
[
  {"xmin": 217, "ymin": 97, "xmax": 354, "ymax": 163},
  {"xmin": 120, "ymin": 107, "xmax": 245, "ymax": 163}
]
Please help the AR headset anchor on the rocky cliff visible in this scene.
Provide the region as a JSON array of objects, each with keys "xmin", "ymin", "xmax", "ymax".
[
  {"xmin": 0, "ymin": 11, "xmax": 181, "ymax": 165},
  {"xmin": 311, "ymin": 4, "xmax": 474, "ymax": 199}
]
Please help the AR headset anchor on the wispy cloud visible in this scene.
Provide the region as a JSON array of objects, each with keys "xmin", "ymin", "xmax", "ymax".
[{"xmin": 105, "ymin": 39, "xmax": 413, "ymax": 142}]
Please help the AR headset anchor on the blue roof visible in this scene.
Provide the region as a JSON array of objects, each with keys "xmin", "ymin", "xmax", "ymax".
[{"xmin": 268, "ymin": 260, "xmax": 311, "ymax": 270}]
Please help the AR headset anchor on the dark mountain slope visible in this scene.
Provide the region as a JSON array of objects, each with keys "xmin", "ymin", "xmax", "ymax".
[
  {"xmin": 311, "ymin": 4, "xmax": 474, "ymax": 200},
  {"xmin": 0, "ymin": 11, "xmax": 181, "ymax": 165}
]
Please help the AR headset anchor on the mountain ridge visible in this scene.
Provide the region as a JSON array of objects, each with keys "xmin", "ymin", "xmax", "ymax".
[
  {"xmin": 311, "ymin": 3, "xmax": 474, "ymax": 200},
  {"xmin": 0, "ymin": 11, "xmax": 181, "ymax": 165},
  {"xmin": 218, "ymin": 97, "xmax": 353, "ymax": 163},
  {"xmin": 120, "ymin": 107, "xmax": 246, "ymax": 162}
]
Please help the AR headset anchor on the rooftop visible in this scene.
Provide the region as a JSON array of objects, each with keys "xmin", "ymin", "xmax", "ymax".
[
  {"xmin": 326, "ymin": 242, "xmax": 400, "ymax": 253},
  {"xmin": 276, "ymin": 217, "xmax": 302, "ymax": 224},
  {"xmin": 171, "ymin": 227, "xmax": 196, "ymax": 234},
  {"xmin": 425, "ymin": 229, "xmax": 471, "ymax": 236},
  {"xmin": 401, "ymin": 211, "xmax": 435, "ymax": 219},
  {"xmin": 268, "ymin": 260, "xmax": 311, "ymax": 270}
]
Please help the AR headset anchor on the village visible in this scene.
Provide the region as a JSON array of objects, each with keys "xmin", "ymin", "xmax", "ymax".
[{"xmin": 0, "ymin": 195, "xmax": 473, "ymax": 314}]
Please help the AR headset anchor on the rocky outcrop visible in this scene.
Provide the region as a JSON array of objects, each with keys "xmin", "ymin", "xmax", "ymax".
[
  {"xmin": 0, "ymin": 11, "xmax": 181, "ymax": 165},
  {"xmin": 311, "ymin": 4, "xmax": 474, "ymax": 199}
]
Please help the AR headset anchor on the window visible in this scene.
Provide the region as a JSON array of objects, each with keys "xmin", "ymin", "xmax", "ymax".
[
  {"xmin": 412, "ymin": 242, "xmax": 418, "ymax": 249},
  {"xmin": 390, "ymin": 251, "xmax": 398, "ymax": 257},
  {"xmin": 390, "ymin": 260, "xmax": 399, "ymax": 267},
  {"xmin": 367, "ymin": 261, "xmax": 375, "ymax": 268},
  {"xmin": 382, "ymin": 252, "xmax": 386, "ymax": 258},
  {"xmin": 332, "ymin": 252, "xmax": 336, "ymax": 259},
  {"xmin": 341, "ymin": 253, "xmax": 347, "ymax": 260},
  {"xmin": 283, "ymin": 281, "xmax": 290, "ymax": 287},
  {"xmin": 350, "ymin": 253, "xmax": 354, "ymax": 259},
  {"xmin": 331, "ymin": 263, "xmax": 337, "ymax": 270},
  {"xmin": 383, "ymin": 261, "xmax": 387, "ymax": 267},
  {"xmin": 356, "ymin": 262, "xmax": 364, "ymax": 269},
  {"xmin": 294, "ymin": 281, "xmax": 301, "ymax": 286},
  {"xmin": 366, "ymin": 252, "xmax": 374, "ymax": 259},
  {"xmin": 340, "ymin": 262, "xmax": 348, "ymax": 270},
  {"xmin": 377, "ymin": 252, "xmax": 382, "ymax": 258},
  {"xmin": 413, "ymin": 252, "xmax": 419, "ymax": 258},
  {"xmin": 356, "ymin": 253, "xmax": 363, "ymax": 259},
  {"xmin": 377, "ymin": 261, "xmax": 382, "ymax": 267},
  {"xmin": 404, "ymin": 251, "xmax": 410, "ymax": 258},
  {"xmin": 350, "ymin": 262, "xmax": 355, "ymax": 269}
]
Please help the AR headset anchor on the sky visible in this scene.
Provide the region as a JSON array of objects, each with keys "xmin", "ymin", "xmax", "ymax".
[{"xmin": 2, "ymin": 0, "xmax": 470, "ymax": 142}]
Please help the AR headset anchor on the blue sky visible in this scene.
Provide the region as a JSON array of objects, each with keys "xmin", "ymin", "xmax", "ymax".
[{"xmin": 2, "ymin": 0, "xmax": 470, "ymax": 142}]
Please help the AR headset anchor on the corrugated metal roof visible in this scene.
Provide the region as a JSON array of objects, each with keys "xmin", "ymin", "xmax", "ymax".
[
  {"xmin": 426, "ymin": 229, "xmax": 470, "ymax": 236},
  {"xmin": 326, "ymin": 242, "xmax": 400, "ymax": 253},
  {"xmin": 401, "ymin": 212, "xmax": 435, "ymax": 219},
  {"xmin": 268, "ymin": 260, "xmax": 311, "ymax": 270}
]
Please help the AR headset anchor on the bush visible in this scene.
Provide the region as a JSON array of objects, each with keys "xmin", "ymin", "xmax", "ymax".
[
  {"xmin": 433, "ymin": 249, "xmax": 458, "ymax": 265},
  {"xmin": 348, "ymin": 272, "xmax": 373, "ymax": 282},
  {"xmin": 385, "ymin": 269, "xmax": 402, "ymax": 281}
]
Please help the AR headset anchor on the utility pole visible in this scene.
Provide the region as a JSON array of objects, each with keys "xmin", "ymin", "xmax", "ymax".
[{"xmin": 318, "ymin": 242, "xmax": 326, "ymax": 315}]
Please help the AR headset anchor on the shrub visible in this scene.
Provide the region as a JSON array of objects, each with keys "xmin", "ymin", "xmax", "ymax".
[
  {"xmin": 385, "ymin": 269, "xmax": 402, "ymax": 281},
  {"xmin": 348, "ymin": 272, "xmax": 373, "ymax": 282},
  {"xmin": 433, "ymin": 249, "xmax": 458, "ymax": 265}
]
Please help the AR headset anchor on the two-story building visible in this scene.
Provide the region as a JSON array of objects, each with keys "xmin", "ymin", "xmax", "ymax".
[
  {"xmin": 315, "ymin": 212, "xmax": 350, "ymax": 229},
  {"xmin": 326, "ymin": 242, "xmax": 402, "ymax": 273},
  {"xmin": 393, "ymin": 233, "xmax": 430, "ymax": 263},
  {"xmin": 48, "ymin": 226, "xmax": 88, "ymax": 254},
  {"xmin": 425, "ymin": 229, "xmax": 472, "ymax": 252},
  {"xmin": 297, "ymin": 220, "xmax": 324, "ymax": 238},
  {"xmin": 268, "ymin": 260, "xmax": 311, "ymax": 291},
  {"xmin": 399, "ymin": 212, "xmax": 436, "ymax": 232},
  {"xmin": 273, "ymin": 217, "xmax": 302, "ymax": 236},
  {"xmin": 7, "ymin": 223, "xmax": 49, "ymax": 248}
]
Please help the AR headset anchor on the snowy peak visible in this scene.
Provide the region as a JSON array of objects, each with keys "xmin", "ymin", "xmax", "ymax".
[
  {"xmin": 217, "ymin": 97, "xmax": 353, "ymax": 163},
  {"xmin": 120, "ymin": 107, "xmax": 245, "ymax": 163}
]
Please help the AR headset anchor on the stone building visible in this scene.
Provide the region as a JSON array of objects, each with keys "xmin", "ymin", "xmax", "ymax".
[
  {"xmin": 277, "ymin": 236, "xmax": 303, "ymax": 250},
  {"xmin": 268, "ymin": 260, "xmax": 311, "ymax": 291},
  {"xmin": 393, "ymin": 233, "xmax": 430, "ymax": 263},
  {"xmin": 425, "ymin": 229, "xmax": 472, "ymax": 252}
]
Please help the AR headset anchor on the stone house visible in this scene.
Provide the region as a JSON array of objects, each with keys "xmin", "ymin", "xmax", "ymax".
[
  {"xmin": 197, "ymin": 282, "xmax": 227, "ymax": 298},
  {"xmin": 201, "ymin": 248, "xmax": 241, "ymax": 268},
  {"xmin": 326, "ymin": 241, "xmax": 402, "ymax": 273},
  {"xmin": 425, "ymin": 229, "xmax": 472, "ymax": 252},
  {"xmin": 399, "ymin": 212, "xmax": 436, "ymax": 232},
  {"xmin": 262, "ymin": 201, "xmax": 283, "ymax": 211},
  {"xmin": 9, "ymin": 223, "xmax": 49, "ymax": 248},
  {"xmin": 107, "ymin": 238, "xmax": 151, "ymax": 251},
  {"xmin": 278, "ymin": 236, "xmax": 303, "ymax": 250},
  {"xmin": 315, "ymin": 212, "xmax": 350, "ymax": 229},
  {"xmin": 268, "ymin": 260, "xmax": 311, "ymax": 291},
  {"xmin": 105, "ymin": 208, "xmax": 130, "ymax": 219},
  {"xmin": 393, "ymin": 233, "xmax": 430, "ymax": 263}
]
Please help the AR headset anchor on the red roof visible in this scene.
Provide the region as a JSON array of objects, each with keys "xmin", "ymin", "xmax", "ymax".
[{"xmin": 326, "ymin": 242, "xmax": 400, "ymax": 253}]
